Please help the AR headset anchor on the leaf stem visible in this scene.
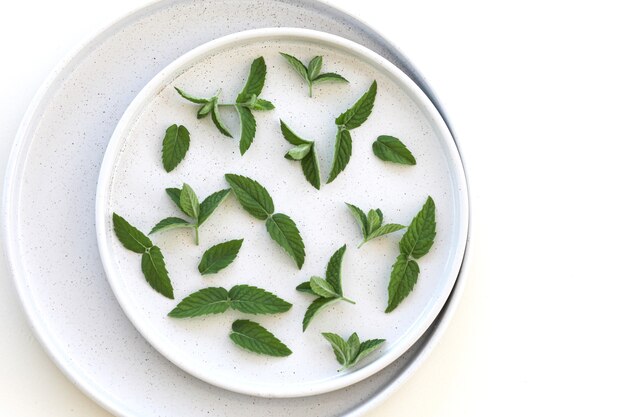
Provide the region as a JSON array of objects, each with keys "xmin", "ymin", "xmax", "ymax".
[
  {"xmin": 194, "ymin": 225, "xmax": 199, "ymax": 245},
  {"xmin": 308, "ymin": 82, "xmax": 313, "ymax": 98},
  {"xmin": 357, "ymin": 240, "xmax": 367, "ymax": 249},
  {"xmin": 341, "ymin": 296, "xmax": 356, "ymax": 305}
]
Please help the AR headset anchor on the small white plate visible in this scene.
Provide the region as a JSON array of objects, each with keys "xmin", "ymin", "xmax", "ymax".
[{"xmin": 96, "ymin": 28, "xmax": 468, "ymax": 398}]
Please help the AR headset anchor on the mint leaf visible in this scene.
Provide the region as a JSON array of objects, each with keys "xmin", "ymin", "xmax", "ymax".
[
  {"xmin": 353, "ymin": 338, "xmax": 386, "ymax": 365},
  {"xmin": 302, "ymin": 297, "xmax": 340, "ymax": 331},
  {"xmin": 325, "ymin": 244, "xmax": 346, "ymax": 296},
  {"xmin": 161, "ymin": 124, "xmax": 190, "ymax": 173},
  {"xmin": 315, "ymin": 73, "xmax": 349, "ymax": 84},
  {"xmin": 372, "ymin": 135, "xmax": 416, "ymax": 165},
  {"xmin": 166, "ymin": 187, "xmax": 183, "ymax": 211},
  {"xmin": 198, "ymin": 188, "xmax": 230, "ymax": 226},
  {"xmin": 245, "ymin": 96, "xmax": 274, "ymax": 111},
  {"xmin": 236, "ymin": 57, "xmax": 267, "ymax": 104},
  {"xmin": 179, "ymin": 183, "xmax": 200, "ymax": 219},
  {"xmin": 321, "ymin": 332, "xmax": 350, "ymax": 366},
  {"xmin": 322, "ymin": 332, "xmax": 385, "ymax": 371},
  {"xmin": 280, "ymin": 120, "xmax": 320, "ymax": 189},
  {"xmin": 300, "ymin": 146, "xmax": 321, "ymax": 190},
  {"xmin": 286, "ymin": 143, "xmax": 312, "ymax": 160},
  {"xmin": 327, "ymin": 128, "xmax": 352, "ymax": 184},
  {"xmin": 281, "ymin": 53, "xmax": 348, "ymax": 97},
  {"xmin": 345, "ymin": 203, "xmax": 368, "ymax": 237},
  {"xmin": 367, "ymin": 209, "xmax": 382, "ymax": 232},
  {"xmin": 280, "ymin": 119, "xmax": 309, "ymax": 145},
  {"xmin": 346, "ymin": 333, "xmax": 360, "ymax": 362},
  {"xmin": 295, "ymin": 281, "xmax": 316, "ymax": 295},
  {"xmin": 399, "ymin": 196, "xmax": 436, "ymax": 259},
  {"xmin": 225, "ymin": 174, "xmax": 274, "ymax": 220},
  {"xmin": 365, "ymin": 223, "xmax": 406, "ymax": 242},
  {"xmin": 168, "ymin": 287, "xmax": 229, "ymax": 318},
  {"xmin": 346, "ymin": 204, "xmax": 406, "ymax": 248},
  {"xmin": 141, "ymin": 246, "xmax": 174, "ymax": 299},
  {"xmin": 198, "ymin": 239, "xmax": 243, "ymax": 275},
  {"xmin": 229, "ymin": 284, "xmax": 292, "ymax": 314},
  {"xmin": 230, "ymin": 319, "xmax": 292, "ymax": 357},
  {"xmin": 335, "ymin": 81, "xmax": 377, "ymax": 130},
  {"xmin": 236, "ymin": 105, "xmax": 256, "ymax": 155},
  {"xmin": 309, "ymin": 276, "xmax": 339, "ymax": 298},
  {"xmin": 197, "ymin": 101, "xmax": 215, "ymax": 119},
  {"xmin": 149, "ymin": 217, "xmax": 194, "ymax": 235},
  {"xmin": 112, "ymin": 213, "xmax": 152, "ymax": 253},
  {"xmin": 280, "ymin": 52, "xmax": 309, "ymax": 82},
  {"xmin": 209, "ymin": 103, "xmax": 232, "ymax": 138},
  {"xmin": 175, "ymin": 87, "xmax": 211, "ymax": 104},
  {"xmin": 266, "ymin": 213, "xmax": 306, "ymax": 269},
  {"xmin": 386, "ymin": 253, "xmax": 419, "ymax": 313},
  {"xmin": 307, "ymin": 56, "xmax": 323, "ymax": 80}
]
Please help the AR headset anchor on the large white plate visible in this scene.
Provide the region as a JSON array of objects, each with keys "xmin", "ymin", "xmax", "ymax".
[
  {"xmin": 2, "ymin": 0, "xmax": 470, "ymax": 416},
  {"xmin": 97, "ymin": 28, "xmax": 468, "ymax": 398}
]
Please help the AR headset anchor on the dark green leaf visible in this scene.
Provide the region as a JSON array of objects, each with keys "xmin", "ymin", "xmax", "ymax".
[
  {"xmin": 309, "ymin": 276, "xmax": 339, "ymax": 298},
  {"xmin": 166, "ymin": 187, "xmax": 183, "ymax": 211},
  {"xmin": 314, "ymin": 73, "xmax": 349, "ymax": 84},
  {"xmin": 295, "ymin": 281, "xmax": 316, "ymax": 295},
  {"xmin": 266, "ymin": 213, "xmax": 306, "ymax": 269},
  {"xmin": 286, "ymin": 143, "xmax": 312, "ymax": 160},
  {"xmin": 198, "ymin": 239, "xmax": 243, "ymax": 275},
  {"xmin": 161, "ymin": 124, "xmax": 190, "ymax": 173},
  {"xmin": 351, "ymin": 338, "xmax": 385, "ymax": 366},
  {"xmin": 149, "ymin": 217, "xmax": 194, "ymax": 235},
  {"xmin": 322, "ymin": 332, "xmax": 385, "ymax": 370},
  {"xmin": 198, "ymin": 188, "xmax": 231, "ymax": 226},
  {"xmin": 335, "ymin": 81, "xmax": 377, "ymax": 130},
  {"xmin": 280, "ymin": 52, "xmax": 309, "ymax": 83},
  {"xmin": 225, "ymin": 174, "xmax": 274, "ymax": 220},
  {"xmin": 211, "ymin": 104, "xmax": 233, "ymax": 138},
  {"xmin": 141, "ymin": 246, "xmax": 174, "ymax": 299},
  {"xmin": 112, "ymin": 213, "xmax": 152, "ymax": 253},
  {"xmin": 307, "ymin": 56, "xmax": 323, "ymax": 80},
  {"xmin": 345, "ymin": 203, "xmax": 368, "ymax": 237},
  {"xmin": 386, "ymin": 253, "xmax": 420, "ymax": 313},
  {"xmin": 236, "ymin": 57, "xmax": 267, "ymax": 104},
  {"xmin": 279, "ymin": 120, "xmax": 309, "ymax": 145},
  {"xmin": 325, "ymin": 244, "xmax": 346, "ymax": 296},
  {"xmin": 399, "ymin": 196, "xmax": 436, "ymax": 259},
  {"xmin": 168, "ymin": 287, "xmax": 229, "ymax": 318},
  {"xmin": 321, "ymin": 332, "xmax": 350, "ymax": 367},
  {"xmin": 300, "ymin": 145, "xmax": 321, "ymax": 190},
  {"xmin": 302, "ymin": 297, "xmax": 340, "ymax": 331},
  {"xmin": 327, "ymin": 128, "xmax": 352, "ymax": 184},
  {"xmin": 175, "ymin": 87, "xmax": 211, "ymax": 104},
  {"xmin": 236, "ymin": 105, "xmax": 256, "ymax": 155},
  {"xmin": 179, "ymin": 183, "xmax": 200, "ymax": 219},
  {"xmin": 372, "ymin": 135, "xmax": 416, "ymax": 165},
  {"xmin": 229, "ymin": 285, "xmax": 292, "ymax": 314},
  {"xmin": 230, "ymin": 319, "xmax": 292, "ymax": 357}
]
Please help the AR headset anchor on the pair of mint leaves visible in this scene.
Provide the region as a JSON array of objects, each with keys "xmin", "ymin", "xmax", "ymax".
[
  {"xmin": 280, "ymin": 52, "xmax": 348, "ymax": 97},
  {"xmin": 345, "ymin": 203, "xmax": 406, "ymax": 248}
]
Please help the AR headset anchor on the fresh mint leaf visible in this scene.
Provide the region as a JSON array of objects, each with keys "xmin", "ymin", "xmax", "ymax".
[
  {"xmin": 179, "ymin": 183, "xmax": 200, "ymax": 219},
  {"xmin": 236, "ymin": 105, "xmax": 257, "ymax": 155},
  {"xmin": 112, "ymin": 213, "xmax": 152, "ymax": 253},
  {"xmin": 175, "ymin": 87, "xmax": 211, "ymax": 104},
  {"xmin": 168, "ymin": 287, "xmax": 230, "ymax": 318},
  {"xmin": 166, "ymin": 187, "xmax": 182, "ymax": 211},
  {"xmin": 230, "ymin": 319, "xmax": 292, "ymax": 357},
  {"xmin": 225, "ymin": 174, "xmax": 275, "ymax": 220},
  {"xmin": 280, "ymin": 120, "xmax": 321, "ymax": 189},
  {"xmin": 236, "ymin": 57, "xmax": 267, "ymax": 104},
  {"xmin": 345, "ymin": 203, "xmax": 368, "ymax": 237},
  {"xmin": 197, "ymin": 101, "xmax": 215, "ymax": 119},
  {"xmin": 327, "ymin": 128, "xmax": 352, "ymax": 184},
  {"xmin": 372, "ymin": 135, "xmax": 416, "ymax": 165},
  {"xmin": 247, "ymin": 97, "xmax": 275, "ymax": 111},
  {"xmin": 161, "ymin": 124, "xmax": 190, "ymax": 173},
  {"xmin": 300, "ymin": 146, "xmax": 321, "ymax": 190},
  {"xmin": 335, "ymin": 81, "xmax": 377, "ymax": 130},
  {"xmin": 385, "ymin": 253, "xmax": 419, "ymax": 313},
  {"xmin": 321, "ymin": 332, "xmax": 350, "ymax": 366},
  {"xmin": 266, "ymin": 213, "xmax": 306, "ymax": 269},
  {"xmin": 281, "ymin": 52, "xmax": 348, "ymax": 97},
  {"xmin": 315, "ymin": 73, "xmax": 349, "ymax": 84},
  {"xmin": 309, "ymin": 276, "xmax": 339, "ymax": 298},
  {"xmin": 365, "ymin": 223, "xmax": 406, "ymax": 242},
  {"xmin": 211, "ymin": 102, "xmax": 233, "ymax": 138},
  {"xmin": 141, "ymin": 246, "xmax": 174, "ymax": 299},
  {"xmin": 280, "ymin": 119, "xmax": 309, "ymax": 145},
  {"xmin": 286, "ymin": 143, "xmax": 312, "ymax": 160},
  {"xmin": 346, "ymin": 204, "xmax": 406, "ymax": 248},
  {"xmin": 325, "ymin": 244, "xmax": 346, "ymax": 296},
  {"xmin": 346, "ymin": 333, "xmax": 361, "ymax": 362},
  {"xmin": 149, "ymin": 217, "xmax": 194, "ymax": 235},
  {"xmin": 307, "ymin": 56, "xmax": 323, "ymax": 80},
  {"xmin": 322, "ymin": 332, "xmax": 385, "ymax": 371},
  {"xmin": 198, "ymin": 239, "xmax": 243, "ymax": 275},
  {"xmin": 295, "ymin": 281, "xmax": 316, "ymax": 295},
  {"xmin": 229, "ymin": 284, "xmax": 292, "ymax": 314},
  {"xmin": 302, "ymin": 297, "xmax": 341, "ymax": 331},
  {"xmin": 353, "ymin": 338, "xmax": 386, "ymax": 365},
  {"xmin": 367, "ymin": 209, "xmax": 382, "ymax": 233},
  {"xmin": 280, "ymin": 52, "xmax": 309, "ymax": 82},
  {"xmin": 399, "ymin": 196, "xmax": 436, "ymax": 259},
  {"xmin": 198, "ymin": 189, "xmax": 230, "ymax": 226}
]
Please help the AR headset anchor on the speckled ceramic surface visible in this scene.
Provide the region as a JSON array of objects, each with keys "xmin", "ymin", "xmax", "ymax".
[
  {"xmin": 3, "ymin": 0, "xmax": 469, "ymax": 416},
  {"xmin": 97, "ymin": 28, "xmax": 468, "ymax": 398}
]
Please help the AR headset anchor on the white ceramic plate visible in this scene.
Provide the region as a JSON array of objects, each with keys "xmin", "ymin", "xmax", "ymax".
[{"xmin": 96, "ymin": 28, "xmax": 468, "ymax": 398}]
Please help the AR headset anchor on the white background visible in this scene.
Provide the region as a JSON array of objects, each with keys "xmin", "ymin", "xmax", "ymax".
[{"xmin": 1, "ymin": 0, "xmax": 625, "ymax": 416}]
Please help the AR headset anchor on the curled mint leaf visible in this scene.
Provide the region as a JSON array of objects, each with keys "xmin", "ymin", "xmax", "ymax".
[
  {"xmin": 149, "ymin": 217, "xmax": 194, "ymax": 235},
  {"xmin": 280, "ymin": 120, "xmax": 321, "ymax": 190}
]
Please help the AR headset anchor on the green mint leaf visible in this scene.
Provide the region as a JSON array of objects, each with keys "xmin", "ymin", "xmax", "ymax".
[
  {"xmin": 141, "ymin": 246, "xmax": 174, "ymax": 299},
  {"xmin": 197, "ymin": 100, "xmax": 215, "ymax": 119},
  {"xmin": 372, "ymin": 135, "xmax": 416, "ymax": 165},
  {"xmin": 175, "ymin": 87, "xmax": 211, "ymax": 104},
  {"xmin": 265, "ymin": 213, "xmax": 306, "ymax": 269},
  {"xmin": 236, "ymin": 57, "xmax": 267, "ymax": 104},
  {"xmin": 327, "ymin": 128, "xmax": 352, "ymax": 184},
  {"xmin": 309, "ymin": 276, "xmax": 339, "ymax": 298},
  {"xmin": 280, "ymin": 52, "xmax": 309, "ymax": 83},
  {"xmin": 321, "ymin": 332, "xmax": 350, "ymax": 367},
  {"xmin": 300, "ymin": 146, "xmax": 321, "ymax": 190},
  {"xmin": 367, "ymin": 209, "xmax": 382, "ymax": 233},
  {"xmin": 168, "ymin": 287, "xmax": 229, "ymax": 318},
  {"xmin": 279, "ymin": 120, "xmax": 309, "ymax": 145},
  {"xmin": 376, "ymin": 209, "xmax": 384, "ymax": 223},
  {"xmin": 225, "ymin": 173, "xmax": 275, "ymax": 220},
  {"xmin": 346, "ymin": 333, "xmax": 361, "ymax": 363},
  {"xmin": 179, "ymin": 183, "xmax": 200, "ymax": 219},
  {"xmin": 112, "ymin": 213, "xmax": 153, "ymax": 253},
  {"xmin": 149, "ymin": 217, "xmax": 194, "ymax": 235},
  {"xmin": 303, "ymin": 297, "xmax": 340, "ymax": 331},
  {"xmin": 286, "ymin": 143, "xmax": 312, "ymax": 160},
  {"xmin": 307, "ymin": 56, "xmax": 323, "ymax": 80},
  {"xmin": 211, "ymin": 104, "xmax": 233, "ymax": 138},
  {"xmin": 229, "ymin": 284, "xmax": 292, "ymax": 314},
  {"xmin": 325, "ymin": 244, "xmax": 346, "ymax": 296},
  {"xmin": 295, "ymin": 281, "xmax": 316, "ymax": 295},
  {"xmin": 364, "ymin": 223, "xmax": 406, "ymax": 243},
  {"xmin": 386, "ymin": 253, "xmax": 420, "ymax": 313},
  {"xmin": 248, "ymin": 97, "xmax": 275, "ymax": 111},
  {"xmin": 314, "ymin": 73, "xmax": 349, "ymax": 84},
  {"xmin": 399, "ymin": 196, "xmax": 436, "ymax": 259},
  {"xmin": 198, "ymin": 188, "xmax": 230, "ymax": 226},
  {"xmin": 335, "ymin": 81, "xmax": 377, "ymax": 130},
  {"xmin": 351, "ymin": 338, "xmax": 385, "ymax": 366},
  {"xmin": 236, "ymin": 105, "xmax": 256, "ymax": 155},
  {"xmin": 280, "ymin": 121, "xmax": 320, "ymax": 189},
  {"xmin": 166, "ymin": 187, "xmax": 183, "ymax": 211},
  {"xmin": 161, "ymin": 124, "xmax": 190, "ymax": 172},
  {"xmin": 230, "ymin": 319, "xmax": 292, "ymax": 357},
  {"xmin": 345, "ymin": 203, "xmax": 369, "ymax": 237},
  {"xmin": 198, "ymin": 239, "xmax": 243, "ymax": 275}
]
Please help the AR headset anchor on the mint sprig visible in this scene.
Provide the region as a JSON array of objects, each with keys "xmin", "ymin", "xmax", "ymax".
[
  {"xmin": 225, "ymin": 174, "xmax": 306, "ymax": 269},
  {"xmin": 169, "ymin": 284, "xmax": 292, "ymax": 318},
  {"xmin": 161, "ymin": 124, "xmax": 190, "ymax": 172},
  {"xmin": 280, "ymin": 120, "xmax": 321, "ymax": 189},
  {"xmin": 297, "ymin": 245, "xmax": 354, "ymax": 331},
  {"xmin": 151, "ymin": 184, "xmax": 230, "ymax": 245},
  {"xmin": 345, "ymin": 203, "xmax": 406, "ymax": 248},
  {"xmin": 112, "ymin": 213, "xmax": 174, "ymax": 299},
  {"xmin": 327, "ymin": 81, "xmax": 377, "ymax": 183},
  {"xmin": 229, "ymin": 319, "xmax": 292, "ymax": 357},
  {"xmin": 386, "ymin": 196, "xmax": 436, "ymax": 312},
  {"xmin": 372, "ymin": 135, "xmax": 416, "ymax": 165},
  {"xmin": 198, "ymin": 239, "xmax": 243, "ymax": 275},
  {"xmin": 322, "ymin": 332, "xmax": 385, "ymax": 371},
  {"xmin": 280, "ymin": 52, "xmax": 348, "ymax": 97}
]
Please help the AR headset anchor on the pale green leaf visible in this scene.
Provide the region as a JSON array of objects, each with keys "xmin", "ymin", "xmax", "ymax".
[
  {"xmin": 309, "ymin": 276, "xmax": 339, "ymax": 298},
  {"xmin": 149, "ymin": 217, "xmax": 194, "ymax": 235},
  {"xmin": 179, "ymin": 183, "xmax": 200, "ymax": 219}
]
